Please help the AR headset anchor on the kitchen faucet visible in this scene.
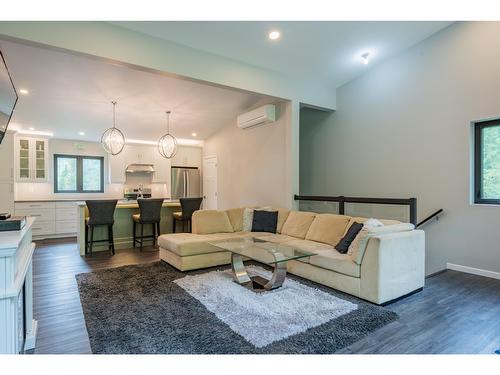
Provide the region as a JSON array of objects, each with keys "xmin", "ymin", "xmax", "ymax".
[{"xmin": 138, "ymin": 184, "xmax": 144, "ymax": 199}]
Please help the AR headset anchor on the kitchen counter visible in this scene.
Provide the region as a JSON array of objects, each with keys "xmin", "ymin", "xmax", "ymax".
[
  {"xmin": 75, "ymin": 199, "xmax": 180, "ymax": 209},
  {"xmin": 76, "ymin": 199, "xmax": 181, "ymax": 256}
]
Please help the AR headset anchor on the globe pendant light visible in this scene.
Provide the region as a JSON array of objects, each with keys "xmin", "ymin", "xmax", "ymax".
[
  {"xmin": 158, "ymin": 110, "xmax": 178, "ymax": 159},
  {"xmin": 101, "ymin": 101, "xmax": 125, "ymax": 156}
]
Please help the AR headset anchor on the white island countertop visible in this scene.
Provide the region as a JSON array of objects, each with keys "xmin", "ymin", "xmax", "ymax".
[{"xmin": 0, "ymin": 217, "xmax": 36, "ymax": 251}]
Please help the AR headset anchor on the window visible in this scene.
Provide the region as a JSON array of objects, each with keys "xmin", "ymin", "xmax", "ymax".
[
  {"xmin": 54, "ymin": 154, "xmax": 104, "ymax": 193},
  {"xmin": 474, "ymin": 119, "xmax": 500, "ymax": 204}
]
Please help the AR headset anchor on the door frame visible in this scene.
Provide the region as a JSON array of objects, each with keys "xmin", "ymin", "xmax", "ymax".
[{"xmin": 202, "ymin": 155, "xmax": 218, "ymax": 210}]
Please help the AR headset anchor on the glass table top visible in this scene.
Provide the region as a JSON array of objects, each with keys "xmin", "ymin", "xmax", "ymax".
[{"xmin": 209, "ymin": 237, "xmax": 317, "ymax": 265}]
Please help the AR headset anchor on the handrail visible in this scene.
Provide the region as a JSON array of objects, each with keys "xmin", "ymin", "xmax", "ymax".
[
  {"xmin": 416, "ymin": 209, "xmax": 443, "ymax": 228},
  {"xmin": 294, "ymin": 195, "xmax": 417, "ymax": 225}
]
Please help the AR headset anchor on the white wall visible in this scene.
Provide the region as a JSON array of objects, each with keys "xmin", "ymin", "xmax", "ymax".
[
  {"xmin": 203, "ymin": 101, "xmax": 291, "ymax": 209},
  {"xmin": 300, "ymin": 22, "xmax": 500, "ymax": 275}
]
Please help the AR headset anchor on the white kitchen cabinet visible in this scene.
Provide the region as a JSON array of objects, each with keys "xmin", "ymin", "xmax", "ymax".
[
  {"xmin": 15, "ymin": 136, "xmax": 48, "ymax": 183},
  {"xmin": 108, "ymin": 143, "xmax": 166, "ymax": 184},
  {"xmin": 152, "ymin": 149, "xmax": 171, "ymax": 184},
  {"xmin": 13, "ymin": 200, "xmax": 77, "ymax": 239},
  {"xmin": 108, "ymin": 148, "xmax": 128, "ymax": 184},
  {"xmin": 172, "ymin": 146, "xmax": 202, "ymax": 168}
]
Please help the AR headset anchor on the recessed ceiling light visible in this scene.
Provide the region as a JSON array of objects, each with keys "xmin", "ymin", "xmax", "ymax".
[
  {"xmin": 79, "ymin": 131, "xmax": 85, "ymax": 136},
  {"xmin": 28, "ymin": 127, "xmax": 34, "ymax": 131},
  {"xmin": 19, "ymin": 89, "xmax": 29, "ymax": 95},
  {"xmin": 268, "ymin": 31, "xmax": 280, "ymax": 40},
  {"xmin": 361, "ymin": 53, "xmax": 370, "ymax": 65},
  {"xmin": 191, "ymin": 132, "xmax": 197, "ymax": 137}
]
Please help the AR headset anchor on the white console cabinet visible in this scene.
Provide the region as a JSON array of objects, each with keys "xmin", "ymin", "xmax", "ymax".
[{"xmin": 0, "ymin": 217, "xmax": 38, "ymax": 353}]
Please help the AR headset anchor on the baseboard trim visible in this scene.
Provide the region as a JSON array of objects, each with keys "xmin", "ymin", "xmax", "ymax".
[{"xmin": 446, "ymin": 263, "xmax": 500, "ymax": 280}]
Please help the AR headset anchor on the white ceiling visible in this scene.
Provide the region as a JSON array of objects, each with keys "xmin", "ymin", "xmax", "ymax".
[
  {"xmin": 112, "ymin": 21, "xmax": 453, "ymax": 87},
  {"xmin": 0, "ymin": 39, "xmax": 270, "ymax": 142}
]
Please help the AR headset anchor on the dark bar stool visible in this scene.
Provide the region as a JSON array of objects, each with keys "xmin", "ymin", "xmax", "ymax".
[
  {"xmin": 85, "ymin": 200, "xmax": 118, "ymax": 256},
  {"xmin": 132, "ymin": 198, "xmax": 164, "ymax": 251},
  {"xmin": 173, "ymin": 197, "xmax": 203, "ymax": 233}
]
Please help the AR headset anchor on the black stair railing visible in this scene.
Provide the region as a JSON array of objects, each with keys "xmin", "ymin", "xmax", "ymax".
[
  {"xmin": 294, "ymin": 195, "xmax": 417, "ymax": 225},
  {"xmin": 416, "ymin": 209, "xmax": 444, "ymax": 228}
]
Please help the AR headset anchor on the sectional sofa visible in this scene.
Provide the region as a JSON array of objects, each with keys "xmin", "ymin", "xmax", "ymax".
[{"xmin": 158, "ymin": 207, "xmax": 425, "ymax": 305}]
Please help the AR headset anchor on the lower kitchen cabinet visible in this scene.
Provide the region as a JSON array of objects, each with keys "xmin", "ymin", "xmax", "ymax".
[{"xmin": 14, "ymin": 200, "xmax": 78, "ymax": 239}]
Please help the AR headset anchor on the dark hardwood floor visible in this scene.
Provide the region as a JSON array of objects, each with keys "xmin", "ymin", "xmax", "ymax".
[{"xmin": 30, "ymin": 238, "xmax": 500, "ymax": 354}]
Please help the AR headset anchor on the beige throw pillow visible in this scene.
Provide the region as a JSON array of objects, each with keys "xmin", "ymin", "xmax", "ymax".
[
  {"xmin": 242, "ymin": 206, "xmax": 273, "ymax": 232},
  {"xmin": 348, "ymin": 223, "xmax": 415, "ymax": 264}
]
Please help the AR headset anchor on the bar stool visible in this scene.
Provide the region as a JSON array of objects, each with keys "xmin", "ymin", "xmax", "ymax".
[
  {"xmin": 85, "ymin": 200, "xmax": 118, "ymax": 256},
  {"xmin": 173, "ymin": 197, "xmax": 203, "ymax": 233},
  {"xmin": 132, "ymin": 198, "xmax": 164, "ymax": 251}
]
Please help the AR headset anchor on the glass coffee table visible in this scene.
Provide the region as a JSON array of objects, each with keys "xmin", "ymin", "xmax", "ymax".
[{"xmin": 209, "ymin": 237, "xmax": 316, "ymax": 291}]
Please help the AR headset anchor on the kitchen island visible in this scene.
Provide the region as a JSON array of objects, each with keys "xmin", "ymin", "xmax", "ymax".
[{"xmin": 76, "ymin": 199, "xmax": 181, "ymax": 255}]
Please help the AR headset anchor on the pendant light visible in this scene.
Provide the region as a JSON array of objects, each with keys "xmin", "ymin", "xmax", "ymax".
[
  {"xmin": 101, "ymin": 101, "xmax": 125, "ymax": 156},
  {"xmin": 158, "ymin": 110, "xmax": 178, "ymax": 159}
]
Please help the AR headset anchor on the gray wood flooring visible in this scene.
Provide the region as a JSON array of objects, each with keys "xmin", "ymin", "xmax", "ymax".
[{"xmin": 29, "ymin": 238, "xmax": 500, "ymax": 354}]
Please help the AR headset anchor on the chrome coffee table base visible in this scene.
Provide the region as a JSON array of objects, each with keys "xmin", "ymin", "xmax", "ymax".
[{"xmin": 231, "ymin": 253, "xmax": 287, "ymax": 291}]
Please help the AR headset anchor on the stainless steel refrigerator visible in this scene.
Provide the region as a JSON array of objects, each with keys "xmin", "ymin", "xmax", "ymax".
[{"xmin": 171, "ymin": 167, "xmax": 201, "ymax": 199}]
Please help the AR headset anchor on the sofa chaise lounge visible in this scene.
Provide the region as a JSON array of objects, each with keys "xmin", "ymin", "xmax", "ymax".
[{"xmin": 158, "ymin": 207, "xmax": 425, "ymax": 305}]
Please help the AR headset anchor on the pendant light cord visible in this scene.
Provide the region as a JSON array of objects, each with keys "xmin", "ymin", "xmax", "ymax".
[
  {"xmin": 166, "ymin": 110, "xmax": 171, "ymax": 134},
  {"xmin": 112, "ymin": 101, "xmax": 117, "ymax": 129}
]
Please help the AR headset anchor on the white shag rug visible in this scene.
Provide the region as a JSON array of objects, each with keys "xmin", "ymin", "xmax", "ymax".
[{"xmin": 174, "ymin": 266, "xmax": 357, "ymax": 348}]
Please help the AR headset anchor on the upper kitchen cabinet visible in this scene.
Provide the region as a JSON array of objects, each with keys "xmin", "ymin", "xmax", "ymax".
[
  {"xmin": 15, "ymin": 136, "xmax": 49, "ymax": 183},
  {"xmin": 172, "ymin": 146, "xmax": 202, "ymax": 168},
  {"xmin": 152, "ymin": 148, "xmax": 171, "ymax": 184},
  {"xmin": 108, "ymin": 147, "xmax": 128, "ymax": 184},
  {"xmin": 108, "ymin": 143, "xmax": 165, "ymax": 184}
]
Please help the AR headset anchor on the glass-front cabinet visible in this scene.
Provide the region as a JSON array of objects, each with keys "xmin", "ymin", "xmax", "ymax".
[{"xmin": 16, "ymin": 137, "xmax": 48, "ymax": 182}]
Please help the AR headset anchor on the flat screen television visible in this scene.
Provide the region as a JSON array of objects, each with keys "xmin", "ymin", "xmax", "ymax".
[{"xmin": 0, "ymin": 50, "xmax": 18, "ymax": 145}]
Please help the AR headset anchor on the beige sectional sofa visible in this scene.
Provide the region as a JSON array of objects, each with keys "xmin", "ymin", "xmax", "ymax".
[{"xmin": 158, "ymin": 207, "xmax": 425, "ymax": 305}]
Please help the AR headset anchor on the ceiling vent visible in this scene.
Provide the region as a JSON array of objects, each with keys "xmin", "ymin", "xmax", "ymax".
[{"xmin": 237, "ymin": 104, "xmax": 276, "ymax": 130}]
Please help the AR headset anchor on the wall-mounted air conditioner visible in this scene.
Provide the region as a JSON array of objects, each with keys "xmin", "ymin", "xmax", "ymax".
[{"xmin": 237, "ymin": 104, "xmax": 276, "ymax": 130}]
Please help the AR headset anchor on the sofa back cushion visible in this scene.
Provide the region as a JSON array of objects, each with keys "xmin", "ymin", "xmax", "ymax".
[
  {"xmin": 191, "ymin": 210, "xmax": 234, "ymax": 234},
  {"xmin": 305, "ymin": 214, "xmax": 352, "ymax": 246},
  {"xmin": 226, "ymin": 207, "xmax": 245, "ymax": 232},
  {"xmin": 281, "ymin": 211, "xmax": 316, "ymax": 239}
]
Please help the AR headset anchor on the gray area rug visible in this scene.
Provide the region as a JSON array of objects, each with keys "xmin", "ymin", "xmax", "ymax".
[{"xmin": 76, "ymin": 261, "xmax": 398, "ymax": 354}]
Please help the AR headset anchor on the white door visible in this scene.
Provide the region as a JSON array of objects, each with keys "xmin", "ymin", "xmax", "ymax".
[{"xmin": 202, "ymin": 156, "xmax": 218, "ymax": 210}]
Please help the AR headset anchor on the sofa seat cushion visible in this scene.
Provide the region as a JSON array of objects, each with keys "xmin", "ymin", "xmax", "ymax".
[
  {"xmin": 284, "ymin": 239, "xmax": 335, "ymax": 264},
  {"xmin": 281, "ymin": 211, "xmax": 317, "ymax": 239},
  {"xmin": 305, "ymin": 214, "xmax": 352, "ymax": 246},
  {"xmin": 158, "ymin": 232, "xmax": 239, "ymax": 257},
  {"xmin": 191, "ymin": 210, "xmax": 234, "ymax": 234},
  {"xmin": 308, "ymin": 249, "xmax": 360, "ymax": 278}
]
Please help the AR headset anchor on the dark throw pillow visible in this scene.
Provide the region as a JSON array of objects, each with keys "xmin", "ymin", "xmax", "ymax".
[
  {"xmin": 251, "ymin": 210, "xmax": 278, "ymax": 233},
  {"xmin": 335, "ymin": 222, "xmax": 364, "ymax": 254}
]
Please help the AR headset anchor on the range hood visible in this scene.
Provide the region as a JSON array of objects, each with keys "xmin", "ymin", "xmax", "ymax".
[{"xmin": 125, "ymin": 163, "xmax": 155, "ymax": 173}]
